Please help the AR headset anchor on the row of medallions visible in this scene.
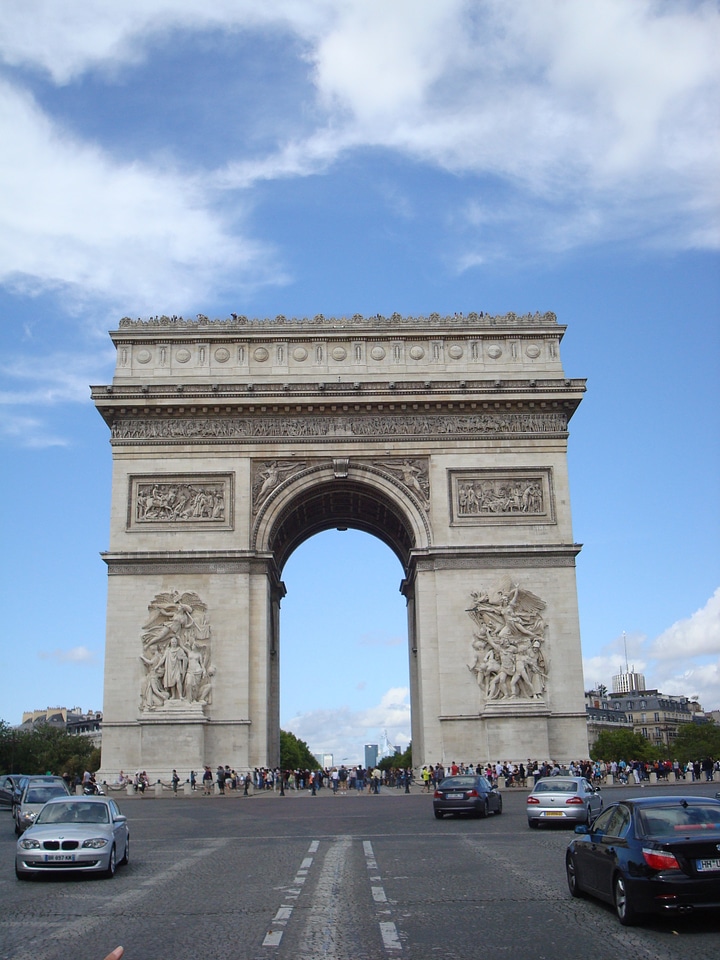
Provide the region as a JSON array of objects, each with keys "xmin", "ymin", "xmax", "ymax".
[{"xmin": 130, "ymin": 341, "xmax": 548, "ymax": 365}]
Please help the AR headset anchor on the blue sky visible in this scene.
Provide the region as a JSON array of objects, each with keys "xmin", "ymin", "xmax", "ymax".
[{"xmin": 0, "ymin": 1, "xmax": 718, "ymax": 763}]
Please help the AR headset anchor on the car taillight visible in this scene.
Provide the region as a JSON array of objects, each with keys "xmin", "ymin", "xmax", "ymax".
[
  {"xmin": 642, "ymin": 848, "xmax": 680, "ymax": 871},
  {"xmin": 527, "ymin": 796, "xmax": 539, "ymax": 804},
  {"xmin": 467, "ymin": 790, "xmax": 478, "ymax": 798},
  {"xmin": 565, "ymin": 796, "xmax": 584, "ymax": 805},
  {"xmin": 434, "ymin": 790, "xmax": 441, "ymax": 798}
]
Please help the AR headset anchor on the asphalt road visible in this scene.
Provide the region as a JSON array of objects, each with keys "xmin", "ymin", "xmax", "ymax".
[{"xmin": 1, "ymin": 781, "xmax": 719, "ymax": 960}]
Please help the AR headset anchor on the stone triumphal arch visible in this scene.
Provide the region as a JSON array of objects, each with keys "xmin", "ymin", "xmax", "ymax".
[{"xmin": 93, "ymin": 311, "xmax": 588, "ymax": 779}]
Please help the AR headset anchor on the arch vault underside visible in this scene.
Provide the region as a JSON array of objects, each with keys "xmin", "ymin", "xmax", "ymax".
[{"xmin": 94, "ymin": 311, "xmax": 589, "ymax": 778}]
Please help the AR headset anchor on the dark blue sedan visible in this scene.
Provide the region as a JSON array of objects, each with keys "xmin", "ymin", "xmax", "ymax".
[
  {"xmin": 566, "ymin": 796, "xmax": 720, "ymax": 925},
  {"xmin": 433, "ymin": 775, "xmax": 502, "ymax": 819}
]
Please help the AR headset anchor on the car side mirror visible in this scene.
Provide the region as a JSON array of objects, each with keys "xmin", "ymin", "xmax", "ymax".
[
  {"xmin": 113, "ymin": 814, "xmax": 127, "ymax": 823},
  {"xmin": 574, "ymin": 824, "xmax": 590, "ymax": 835}
]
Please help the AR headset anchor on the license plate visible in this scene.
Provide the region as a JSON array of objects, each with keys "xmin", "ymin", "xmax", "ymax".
[
  {"xmin": 697, "ymin": 858, "xmax": 720, "ymax": 872},
  {"xmin": 44, "ymin": 854, "xmax": 75, "ymax": 861},
  {"xmin": 544, "ymin": 811, "xmax": 564, "ymax": 817},
  {"xmin": 446, "ymin": 793, "xmax": 464, "ymax": 800}
]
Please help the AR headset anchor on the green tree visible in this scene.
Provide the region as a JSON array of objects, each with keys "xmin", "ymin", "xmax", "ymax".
[
  {"xmin": 378, "ymin": 742, "xmax": 412, "ymax": 771},
  {"xmin": 590, "ymin": 729, "xmax": 659, "ymax": 763},
  {"xmin": 0, "ymin": 720, "xmax": 98, "ymax": 778},
  {"xmin": 671, "ymin": 722, "xmax": 720, "ymax": 762},
  {"xmin": 280, "ymin": 729, "xmax": 318, "ymax": 770}
]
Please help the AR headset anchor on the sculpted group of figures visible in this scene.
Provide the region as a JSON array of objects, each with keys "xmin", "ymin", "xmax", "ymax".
[
  {"xmin": 457, "ymin": 478, "xmax": 543, "ymax": 516},
  {"xmin": 138, "ymin": 592, "xmax": 215, "ymax": 711},
  {"xmin": 135, "ymin": 482, "xmax": 225, "ymax": 522},
  {"xmin": 467, "ymin": 579, "xmax": 548, "ymax": 701}
]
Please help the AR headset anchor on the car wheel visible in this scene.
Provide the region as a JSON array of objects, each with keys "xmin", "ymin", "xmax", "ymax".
[
  {"xmin": 495, "ymin": 797, "xmax": 503, "ymax": 815},
  {"xmin": 566, "ymin": 854, "xmax": 584, "ymax": 898},
  {"xmin": 479, "ymin": 800, "xmax": 489, "ymax": 819},
  {"xmin": 119, "ymin": 835, "xmax": 129, "ymax": 865},
  {"xmin": 434, "ymin": 810, "xmax": 444, "ymax": 819},
  {"xmin": 15, "ymin": 865, "xmax": 30, "ymax": 881},
  {"xmin": 528, "ymin": 819, "xmax": 539, "ymax": 829},
  {"xmin": 104, "ymin": 845, "xmax": 117, "ymax": 879},
  {"xmin": 613, "ymin": 873, "xmax": 637, "ymax": 926}
]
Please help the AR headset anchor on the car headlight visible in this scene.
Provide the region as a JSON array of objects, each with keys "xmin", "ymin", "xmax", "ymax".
[
  {"xmin": 19, "ymin": 838, "xmax": 41, "ymax": 850},
  {"xmin": 81, "ymin": 838, "xmax": 109, "ymax": 849}
]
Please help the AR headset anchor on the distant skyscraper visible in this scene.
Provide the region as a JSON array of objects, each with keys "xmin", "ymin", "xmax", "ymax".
[
  {"xmin": 364, "ymin": 744, "xmax": 378, "ymax": 768},
  {"xmin": 612, "ymin": 670, "xmax": 646, "ymax": 694}
]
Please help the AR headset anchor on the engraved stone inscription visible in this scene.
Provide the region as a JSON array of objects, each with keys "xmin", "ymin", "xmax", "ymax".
[
  {"xmin": 466, "ymin": 578, "xmax": 548, "ymax": 702},
  {"xmin": 139, "ymin": 591, "xmax": 215, "ymax": 712}
]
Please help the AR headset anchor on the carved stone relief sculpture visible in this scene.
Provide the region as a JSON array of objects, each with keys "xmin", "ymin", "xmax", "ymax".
[
  {"xmin": 466, "ymin": 578, "xmax": 548, "ymax": 702},
  {"xmin": 450, "ymin": 469, "xmax": 554, "ymax": 525},
  {"xmin": 138, "ymin": 591, "xmax": 214, "ymax": 712},
  {"xmin": 376, "ymin": 458, "xmax": 430, "ymax": 510},
  {"xmin": 252, "ymin": 460, "xmax": 307, "ymax": 514},
  {"xmin": 458, "ymin": 477, "xmax": 543, "ymax": 516},
  {"xmin": 129, "ymin": 475, "xmax": 233, "ymax": 530}
]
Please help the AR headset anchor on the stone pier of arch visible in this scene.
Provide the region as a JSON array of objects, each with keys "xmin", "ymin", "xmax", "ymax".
[{"xmin": 93, "ymin": 311, "xmax": 589, "ymax": 780}]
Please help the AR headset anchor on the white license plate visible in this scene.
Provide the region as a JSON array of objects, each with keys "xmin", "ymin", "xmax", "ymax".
[
  {"xmin": 697, "ymin": 858, "xmax": 720, "ymax": 872},
  {"xmin": 44, "ymin": 854, "xmax": 75, "ymax": 861},
  {"xmin": 446, "ymin": 793, "xmax": 464, "ymax": 800}
]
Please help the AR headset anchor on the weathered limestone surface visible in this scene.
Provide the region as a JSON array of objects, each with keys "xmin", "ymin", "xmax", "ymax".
[{"xmin": 93, "ymin": 312, "xmax": 588, "ymax": 780}]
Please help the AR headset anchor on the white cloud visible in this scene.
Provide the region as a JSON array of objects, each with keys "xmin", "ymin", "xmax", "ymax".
[
  {"xmin": 0, "ymin": 414, "xmax": 69, "ymax": 449},
  {"xmin": 2, "ymin": 1, "xmax": 715, "ymax": 286},
  {"xmin": 284, "ymin": 686, "xmax": 411, "ymax": 762},
  {"xmin": 0, "ymin": 79, "xmax": 283, "ymax": 312},
  {"xmin": 649, "ymin": 588, "xmax": 720, "ymax": 660},
  {"xmin": 38, "ymin": 646, "xmax": 99, "ymax": 665},
  {"xmin": 583, "ymin": 590, "xmax": 720, "ymax": 710},
  {"xmin": 0, "ymin": 2, "xmax": 332, "ymax": 84}
]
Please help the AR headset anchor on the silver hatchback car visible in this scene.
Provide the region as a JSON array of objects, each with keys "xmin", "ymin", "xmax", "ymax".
[
  {"xmin": 16, "ymin": 796, "xmax": 129, "ymax": 880},
  {"xmin": 527, "ymin": 776, "xmax": 602, "ymax": 828}
]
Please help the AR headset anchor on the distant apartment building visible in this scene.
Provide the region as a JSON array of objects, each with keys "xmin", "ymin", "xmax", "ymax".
[
  {"xmin": 20, "ymin": 706, "xmax": 103, "ymax": 747},
  {"xmin": 585, "ymin": 686, "xmax": 696, "ymax": 751}
]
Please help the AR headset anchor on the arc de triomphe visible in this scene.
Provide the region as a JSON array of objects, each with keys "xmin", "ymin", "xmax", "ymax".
[{"xmin": 92, "ymin": 311, "xmax": 588, "ymax": 779}]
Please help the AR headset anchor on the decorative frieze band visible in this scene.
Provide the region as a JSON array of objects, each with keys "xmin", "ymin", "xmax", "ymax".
[
  {"xmin": 449, "ymin": 468, "xmax": 555, "ymax": 526},
  {"xmin": 111, "ymin": 411, "xmax": 567, "ymax": 443}
]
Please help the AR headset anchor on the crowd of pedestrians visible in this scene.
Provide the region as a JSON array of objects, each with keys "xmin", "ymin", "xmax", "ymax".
[{"xmin": 113, "ymin": 754, "xmax": 717, "ymax": 796}]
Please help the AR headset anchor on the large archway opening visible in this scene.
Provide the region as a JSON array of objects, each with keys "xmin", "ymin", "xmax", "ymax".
[
  {"xmin": 253, "ymin": 468, "xmax": 427, "ymax": 767},
  {"xmin": 279, "ymin": 529, "xmax": 410, "ymax": 766}
]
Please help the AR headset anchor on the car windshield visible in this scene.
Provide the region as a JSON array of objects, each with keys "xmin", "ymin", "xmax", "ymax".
[
  {"xmin": 37, "ymin": 802, "xmax": 110, "ymax": 824},
  {"xmin": 25, "ymin": 787, "xmax": 67, "ymax": 804},
  {"xmin": 533, "ymin": 780, "xmax": 578, "ymax": 793},
  {"xmin": 441, "ymin": 777, "xmax": 476, "ymax": 788},
  {"xmin": 636, "ymin": 804, "xmax": 720, "ymax": 837}
]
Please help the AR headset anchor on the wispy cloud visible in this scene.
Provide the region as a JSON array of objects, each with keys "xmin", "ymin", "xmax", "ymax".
[{"xmin": 38, "ymin": 646, "xmax": 99, "ymax": 665}]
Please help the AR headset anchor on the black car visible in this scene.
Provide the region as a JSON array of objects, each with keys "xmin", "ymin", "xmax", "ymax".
[
  {"xmin": 433, "ymin": 775, "xmax": 502, "ymax": 819},
  {"xmin": 566, "ymin": 795, "xmax": 720, "ymax": 925}
]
